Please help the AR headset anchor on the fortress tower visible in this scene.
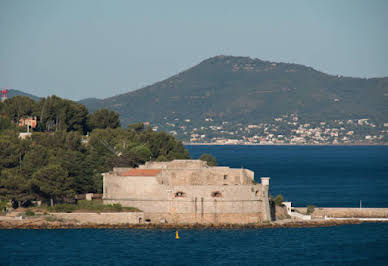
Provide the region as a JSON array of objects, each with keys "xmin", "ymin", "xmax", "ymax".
[{"xmin": 103, "ymin": 160, "xmax": 272, "ymax": 224}]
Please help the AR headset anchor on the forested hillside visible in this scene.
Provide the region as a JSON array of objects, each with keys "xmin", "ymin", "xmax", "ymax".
[
  {"xmin": 0, "ymin": 96, "xmax": 190, "ymax": 206},
  {"xmin": 6, "ymin": 89, "xmax": 40, "ymax": 101},
  {"xmin": 81, "ymin": 56, "xmax": 388, "ymax": 126}
]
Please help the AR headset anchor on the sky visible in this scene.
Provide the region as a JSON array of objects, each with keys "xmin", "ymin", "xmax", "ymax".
[{"xmin": 0, "ymin": 0, "xmax": 387, "ymax": 100}]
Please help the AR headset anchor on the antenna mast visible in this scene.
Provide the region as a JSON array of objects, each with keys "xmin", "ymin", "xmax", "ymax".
[{"xmin": 1, "ymin": 88, "xmax": 8, "ymax": 102}]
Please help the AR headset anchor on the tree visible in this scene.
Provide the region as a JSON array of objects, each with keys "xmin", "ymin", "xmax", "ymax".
[
  {"xmin": 2, "ymin": 96, "xmax": 35, "ymax": 123},
  {"xmin": 34, "ymin": 96, "xmax": 88, "ymax": 133},
  {"xmin": 0, "ymin": 117, "xmax": 14, "ymax": 131},
  {"xmin": 87, "ymin": 108, "xmax": 120, "ymax": 131},
  {"xmin": 21, "ymin": 145, "xmax": 50, "ymax": 178},
  {"xmin": 0, "ymin": 131, "xmax": 24, "ymax": 171},
  {"xmin": 0, "ymin": 168, "xmax": 34, "ymax": 206},
  {"xmin": 273, "ymin": 194, "xmax": 284, "ymax": 206},
  {"xmin": 56, "ymin": 150, "xmax": 96, "ymax": 194},
  {"xmin": 127, "ymin": 122, "xmax": 144, "ymax": 132},
  {"xmin": 32, "ymin": 164, "xmax": 74, "ymax": 206},
  {"xmin": 199, "ymin": 153, "xmax": 217, "ymax": 166}
]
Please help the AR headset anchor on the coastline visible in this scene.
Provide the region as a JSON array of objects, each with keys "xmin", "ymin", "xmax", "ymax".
[
  {"xmin": 1, "ymin": 218, "xmax": 387, "ymax": 230},
  {"xmin": 184, "ymin": 143, "xmax": 388, "ymax": 146}
]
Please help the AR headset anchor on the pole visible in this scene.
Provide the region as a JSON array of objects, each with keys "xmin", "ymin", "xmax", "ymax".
[{"xmin": 360, "ymin": 200, "xmax": 362, "ymax": 209}]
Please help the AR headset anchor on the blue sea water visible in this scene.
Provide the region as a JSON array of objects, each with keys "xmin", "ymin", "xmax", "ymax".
[
  {"xmin": 1, "ymin": 145, "xmax": 387, "ymax": 265},
  {"xmin": 1, "ymin": 225, "xmax": 388, "ymax": 265},
  {"xmin": 187, "ymin": 145, "xmax": 388, "ymax": 207}
]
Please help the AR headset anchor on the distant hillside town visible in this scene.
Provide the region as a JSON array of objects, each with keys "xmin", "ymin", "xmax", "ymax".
[
  {"xmin": 3, "ymin": 55, "xmax": 388, "ymax": 145},
  {"xmin": 149, "ymin": 114, "xmax": 387, "ymax": 145}
]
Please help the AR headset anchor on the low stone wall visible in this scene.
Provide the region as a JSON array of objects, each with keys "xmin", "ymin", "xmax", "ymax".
[
  {"xmin": 294, "ymin": 208, "xmax": 388, "ymax": 218},
  {"xmin": 53, "ymin": 212, "xmax": 144, "ymax": 224},
  {"xmin": 144, "ymin": 212, "xmax": 264, "ymax": 224},
  {"xmin": 52, "ymin": 212, "xmax": 264, "ymax": 225}
]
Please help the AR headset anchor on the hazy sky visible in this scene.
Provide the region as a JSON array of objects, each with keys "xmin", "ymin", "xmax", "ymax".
[{"xmin": 0, "ymin": 0, "xmax": 387, "ymax": 100}]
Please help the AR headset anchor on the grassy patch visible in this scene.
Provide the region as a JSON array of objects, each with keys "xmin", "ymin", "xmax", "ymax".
[
  {"xmin": 25, "ymin": 209, "xmax": 35, "ymax": 216},
  {"xmin": 45, "ymin": 215, "xmax": 64, "ymax": 222},
  {"xmin": 46, "ymin": 200, "xmax": 141, "ymax": 213}
]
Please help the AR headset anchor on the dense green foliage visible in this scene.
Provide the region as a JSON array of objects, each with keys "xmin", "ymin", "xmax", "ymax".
[
  {"xmin": 306, "ymin": 205, "xmax": 316, "ymax": 215},
  {"xmin": 47, "ymin": 200, "xmax": 140, "ymax": 213},
  {"xmin": 199, "ymin": 153, "xmax": 217, "ymax": 166},
  {"xmin": 0, "ymin": 95, "xmax": 121, "ymax": 134},
  {"xmin": 87, "ymin": 108, "xmax": 120, "ymax": 131},
  {"xmin": 80, "ymin": 56, "xmax": 388, "ymax": 126},
  {"xmin": 0, "ymin": 96, "xmax": 190, "ymax": 206},
  {"xmin": 273, "ymin": 194, "xmax": 284, "ymax": 206}
]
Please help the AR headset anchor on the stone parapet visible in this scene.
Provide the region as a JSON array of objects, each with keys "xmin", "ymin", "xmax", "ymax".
[
  {"xmin": 294, "ymin": 208, "xmax": 388, "ymax": 218},
  {"xmin": 52, "ymin": 212, "xmax": 144, "ymax": 224}
]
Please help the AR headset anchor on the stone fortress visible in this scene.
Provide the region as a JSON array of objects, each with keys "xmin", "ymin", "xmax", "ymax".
[{"xmin": 103, "ymin": 160, "xmax": 271, "ymax": 224}]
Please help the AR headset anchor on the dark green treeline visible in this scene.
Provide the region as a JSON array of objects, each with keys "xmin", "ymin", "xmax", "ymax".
[{"xmin": 0, "ymin": 96, "xmax": 190, "ymax": 206}]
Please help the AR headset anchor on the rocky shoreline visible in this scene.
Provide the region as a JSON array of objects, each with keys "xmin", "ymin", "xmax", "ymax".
[{"xmin": 1, "ymin": 218, "xmax": 386, "ymax": 230}]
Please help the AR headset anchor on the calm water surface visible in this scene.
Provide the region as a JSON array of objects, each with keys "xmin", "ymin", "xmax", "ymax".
[
  {"xmin": 1, "ymin": 225, "xmax": 388, "ymax": 265},
  {"xmin": 1, "ymin": 145, "xmax": 387, "ymax": 265},
  {"xmin": 187, "ymin": 145, "xmax": 388, "ymax": 207}
]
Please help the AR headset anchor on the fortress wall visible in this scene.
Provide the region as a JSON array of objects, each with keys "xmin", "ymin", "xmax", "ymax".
[
  {"xmin": 170, "ymin": 185, "xmax": 264, "ymax": 200},
  {"xmin": 105, "ymin": 198, "xmax": 265, "ymax": 214},
  {"xmin": 141, "ymin": 160, "xmax": 208, "ymax": 169},
  {"xmin": 53, "ymin": 212, "xmax": 144, "ymax": 224},
  {"xmin": 102, "ymin": 160, "xmax": 270, "ymax": 224},
  {"xmin": 294, "ymin": 208, "xmax": 388, "ymax": 218},
  {"xmin": 144, "ymin": 212, "xmax": 264, "ymax": 224},
  {"xmin": 103, "ymin": 175, "xmax": 163, "ymax": 199},
  {"xmin": 112, "ymin": 167, "xmax": 132, "ymax": 174},
  {"xmin": 104, "ymin": 184, "xmax": 269, "ymax": 224},
  {"xmin": 103, "ymin": 183, "xmax": 270, "ymax": 223},
  {"xmin": 164, "ymin": 168, "xmax": 254, "ymax": 185}
]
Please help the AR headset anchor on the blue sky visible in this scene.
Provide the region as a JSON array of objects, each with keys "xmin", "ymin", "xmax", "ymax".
[{"xmin": 0, "ymin": 0, "xmax": 387, "ymax": 100}]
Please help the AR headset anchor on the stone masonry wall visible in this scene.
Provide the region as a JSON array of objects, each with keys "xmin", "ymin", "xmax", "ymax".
[
  {"xmin": 104, "ymin": 184, "xmax": 271, "ymax": 223},
  {"xmin": 294, "ymin": 208, "xmax": 388, "ymax": 218},
  {"xmin": 53, "ymin": 212, "xmax": 144, "ymax": 224}
]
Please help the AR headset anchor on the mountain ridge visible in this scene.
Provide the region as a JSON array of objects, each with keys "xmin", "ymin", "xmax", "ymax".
[
  {"xmin": 4, "ymin": 89, "xmax": 41, "ymax": 101},
  {"xmin": 80, "ymin": 55, "xmax": 388, "ymax": 126}
]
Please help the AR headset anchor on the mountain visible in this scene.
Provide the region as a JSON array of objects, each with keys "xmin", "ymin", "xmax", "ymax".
[
  {"xmin": 78, "ymin": 97, "xmax": 103, "ymax": 107},
  {"xmin": 82, "ymin": 56, "xmax": 388, "ymax": 127},
  {"xmin": 6, "ymin": 89, "xmax": 40, "ymax": 101}
]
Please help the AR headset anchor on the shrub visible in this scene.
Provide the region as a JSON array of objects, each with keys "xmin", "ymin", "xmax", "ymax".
[
  {"xmin": 0, "ymin": 201, "xmax": 8, "ymax": 211},
  {"xmin": 112, "ymin": 203, "xmax": 122, "ymax": 212},
  {"xmin": 199, "ymin": 154, "xmax": 217, "ymax": 166},
  {"xmin": 45, "ymin": 215, "xmax": 64, "ymax": 222},
  {"xmin": 25, "ymin": 209, "xmax": 35, "ymax": 216},
  {"xmin": 273, "ymin": 194, "xmax": 284, "ymax": 206},
  {"xmin": 306, "ymin": 205, "xmax": 315, "ymax": 215},
  {"xmin": 48, "ymin": 204, "xmax": 76, "ymax": 213}
]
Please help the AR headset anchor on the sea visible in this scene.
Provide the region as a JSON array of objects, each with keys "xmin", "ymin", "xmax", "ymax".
[{"xmin": 1, "ymin": 145, "xmax": 387, "ymax": 265}]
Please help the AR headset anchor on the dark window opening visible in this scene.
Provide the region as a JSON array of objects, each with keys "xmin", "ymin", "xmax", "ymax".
[
  {"xmin": 175, "ymin": 191, "xmax": 186, "ymax": 197},
  {"xmin": 223, "ymin": 175, "xmax": 228, "ymax": 180},
  {"xmin": 211, "ymin": 191, "xmax": 222, "ymax": 197},
  {"xmin": 145, "ymin": 219, "xmax": 151, "ymax": 223}
]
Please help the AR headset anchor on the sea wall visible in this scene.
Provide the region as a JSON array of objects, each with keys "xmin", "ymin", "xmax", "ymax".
[
  {"xmin": 51, "ymin": 211, "xmax": 263, "ymax": 225},
  {"xmin": 294, "ymin": 208, "xmax": 388, "ymax": 218},
  {"xmin": 53, "ymin": 212, "xmax": 144, "ymax": 224},
  {"xmin": 143, "ymin": 212, "xmax": 264, "ymax": 224}
]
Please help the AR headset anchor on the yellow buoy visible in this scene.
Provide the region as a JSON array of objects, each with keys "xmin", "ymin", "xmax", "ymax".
[{"xmin": 176, "ymin": 230, "xmax": 180, "ymax": 239}]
